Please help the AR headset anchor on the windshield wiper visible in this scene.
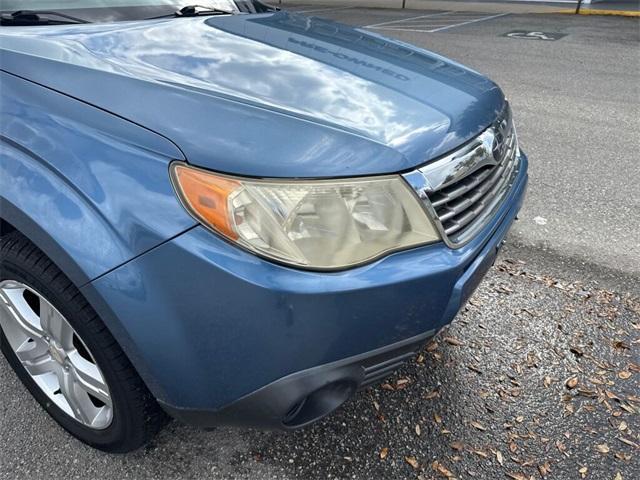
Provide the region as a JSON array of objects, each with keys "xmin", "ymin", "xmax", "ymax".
[
  {"xmin": 146, "ymin": 4, "xmax": 235, "ymax": 20},
  {"xmin": 1, "ymin": 10, "xmax": 90, "ymax": 26}
]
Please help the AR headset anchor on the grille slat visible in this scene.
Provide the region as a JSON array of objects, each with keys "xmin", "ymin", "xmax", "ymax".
[
  {"xmin": 436, "ymin": 154, "xmax": 511, "ymax": 222},
  {"xmin": 443, "ymin": 154, "xmax": 517, "ymax": 235},
  {"xmin": 430, "ymin": 166, "xmax": 493, "ymax": 208},
  {"xmin": 436, "ymin": 141, "xmax": 514, "ymax": 219},
  {"xmin": 404, "ymin": 102, "xmax": 520, "ymax": 246}
]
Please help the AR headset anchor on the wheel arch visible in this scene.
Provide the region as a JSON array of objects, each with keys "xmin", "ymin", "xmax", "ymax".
[
  {"xmin": 0, "ymin": 206, "xmax": 173, "ymax": 407},
  {"xmin": 0, "ymin": 217, "xmax": 17, "ymax": 236},
  {"xmin": 1, "ymin": 71, "xmax": 196, "ymax": 406}
]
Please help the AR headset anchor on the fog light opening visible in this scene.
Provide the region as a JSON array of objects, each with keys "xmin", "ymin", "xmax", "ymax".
[{"xmin": 282, "ymin": 380, "xmax": 357, "ymax": 428}]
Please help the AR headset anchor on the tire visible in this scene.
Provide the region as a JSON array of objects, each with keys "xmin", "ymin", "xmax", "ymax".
[{"xmin": 0, "ymin": 231, "xmax": 167, "ymax": 452}]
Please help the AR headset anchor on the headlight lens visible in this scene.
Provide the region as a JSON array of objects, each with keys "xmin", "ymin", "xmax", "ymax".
[{"xmin": 171, "ymin": 164, "xmax": 440, "ymax": 269}]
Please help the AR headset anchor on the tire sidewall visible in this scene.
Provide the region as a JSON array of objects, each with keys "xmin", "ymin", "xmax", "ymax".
[{"xmin": 0, "ymin": 255, "xmax": 136, "ymax": 450}]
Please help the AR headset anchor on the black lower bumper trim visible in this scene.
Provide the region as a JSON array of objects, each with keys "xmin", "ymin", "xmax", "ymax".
[{"xmin": 160, "ymin": 330, "xmax": 435, "ymax": 430}]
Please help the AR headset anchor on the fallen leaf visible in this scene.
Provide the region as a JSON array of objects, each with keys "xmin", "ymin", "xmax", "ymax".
[
  {"xmin": 496, "ymin": 284, "xmax": 514, "ymax": 294},
  {"xmin": 451, "ymin": 441, "xmax": 464, "ymax": 451},
  {"xmin": 605, "ymin": 390, "xmax": 620, "ymax": 400},
  {"xmin": 434, "ymin": 413, "xmax": 442, "ymax": 424},
  {"xmin": 495, "ymin": 450, "xmax": 504, "ymax": 465},
  {"xmin": 579, "ymin": 466, "xmax": 588, "ymax": 478},
  {"xmin": 470, "ymin": 421, "xmax": 486, "ymax": 431},
  {"xmin": 396, "ymin": 378, "xmax": 410, "ymax": 389},
  {"xmin": 443, "ymin": 336, "xmax": 464, "ymax": 346},
  {"xmin": 506, "ymin": 473, "xmax": 528, "ymax": 480},
  {"xmin": 425, "ymin": 389, "xmax": 439, "ymax": 400},
  {"xmin": 614, "ymin": 472, "xmax": 623, "ymax": 480},
  {"xmin": 615, "ymin": 452, "xmax": 631, "ymax": 461},
  {"xmin": 415, "ymin": 424, "xmax": 421, "ymax": 436},
  {"xmin": 473, "ymin": 449, "xmax": 488, "ymax": 458},
  {"xmin": 613, "ymin": 340, "xmax": 629, "ymax": 350},
  {"xmin": 566, "ymin": 377, "xmax": 579, "ymax": 389},
  {"xmin": 617, "ymin": 436, "xmax": 639, "ymax": 448},
  {"xmin": 405, "ymin": 456, "xmax": 419, "ymax": 470},
  {"xmin": 596, "ymin": 444, "xmax": 610, "ymax": 454},
  {"xmin": 618, "ymin": 371, "xmax": 632, "ymax": 380},
  {"xmin": 556, "ymin": 440, "xmax": 568, "ymax": 456},
  {"xmin": 431, "ymin": 460, "xmax": 454, "ymax": 478},
  {"xmin": 578, "ymin": 387, "xmax": 598, "ymax": 398},
  {"xmin": 538, "ymin": 462, "xmax": 551, "ymax": 477},
  {"xmin": 620, "ymin": 403, "xmax": 636, "ymax": 414},
  {"xmin": 379, "ymin": 447, "xmax": 388, "ymax": 460},
  {"xmin": 468, "ymin": 364, "xmax": 483, "ymax": 374}
]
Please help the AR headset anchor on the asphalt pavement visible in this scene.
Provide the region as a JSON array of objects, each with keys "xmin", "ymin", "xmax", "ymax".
[{"xmin": 1, "ymin": 5, "xmax": 638, "ymax": 480}]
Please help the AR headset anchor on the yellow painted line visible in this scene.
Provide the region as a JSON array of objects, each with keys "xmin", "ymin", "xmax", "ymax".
[{"xmin": 556, "ymin": 8, "xmax": 640, "ymax": 17}]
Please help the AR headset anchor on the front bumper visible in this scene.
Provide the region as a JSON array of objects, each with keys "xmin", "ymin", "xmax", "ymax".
[{"xmin": 81, "ymin": 154, "xmax": 528, "ymax": 429}]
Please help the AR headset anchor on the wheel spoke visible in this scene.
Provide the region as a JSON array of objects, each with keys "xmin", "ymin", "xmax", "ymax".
[
  {"xmin": 58, "ymin": 369, "xmax": 94, "ymax": 425},
  {"xmin": 15, "ymin": 338, "xmax": 57, "ymax": 376},
  {"xmin": 90, "ymin": 406, "xmax": 112, "ymax": 429},
  {"xmin": 68, "ymin": 352, "xmax": 112, "ymax": 407},
  {"xmin": 0, "ymin": 288, "xmax": 45, "ymax": 340},
  {"xmin": 40, "ymin": 301, "xmax": 73, "ymax": 349}
]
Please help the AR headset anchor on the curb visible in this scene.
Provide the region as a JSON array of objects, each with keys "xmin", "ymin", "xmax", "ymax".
[{"xmin": 556, "ymin": 8, "xmax": 640, "ymax": 17}]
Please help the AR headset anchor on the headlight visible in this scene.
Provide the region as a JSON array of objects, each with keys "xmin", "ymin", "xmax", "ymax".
[{"xmin": 170, "ymin": 163, "xmax": 440, "ymax": 269}]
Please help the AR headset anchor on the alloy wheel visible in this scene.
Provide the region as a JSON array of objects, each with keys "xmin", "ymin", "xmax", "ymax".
[{"xmin": 0, "ymin": 280, "xmax": 113, "ymax": 429}]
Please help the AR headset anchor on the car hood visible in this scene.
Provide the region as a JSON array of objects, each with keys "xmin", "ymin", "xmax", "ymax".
[{"xmin": 0, "ymin": 12, "xmax": 504, "ymax": 177}]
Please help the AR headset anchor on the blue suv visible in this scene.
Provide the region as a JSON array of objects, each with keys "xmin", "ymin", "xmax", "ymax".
[{"xmin": 0, "ymin": 1, "xmax": 528, "ymax": 452}]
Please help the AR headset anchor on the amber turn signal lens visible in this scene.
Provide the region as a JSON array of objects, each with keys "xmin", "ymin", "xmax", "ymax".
[{"xmin": 171, "ymin": 165, "xmax": 240, "ymax": 240}]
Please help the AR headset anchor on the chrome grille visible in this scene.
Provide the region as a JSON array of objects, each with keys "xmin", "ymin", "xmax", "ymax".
[{"xmin": 403, "ymin": 103, "xmax": 521, "ymax": 247}]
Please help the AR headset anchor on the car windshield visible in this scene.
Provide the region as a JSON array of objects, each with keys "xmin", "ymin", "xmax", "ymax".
[{"xmin": 0, "ymin": 0, "xmax": 273, "ymax": 23}]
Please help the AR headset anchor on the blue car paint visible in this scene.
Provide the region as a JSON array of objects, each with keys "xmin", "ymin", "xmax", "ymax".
[
  {"xmin": 0, "ymin": 71, "xmax": 196, "ymax": 286},
  {"xmin": 80, "ymin": 157, "xmax": 527, "ymax": 410},
  {"xmin": 1, "ymin": 12, "xmax": 503, "ymax": 178},
  {"xmin": 0, "ymin": 8, "xmax": 528, "ymax": 423}
]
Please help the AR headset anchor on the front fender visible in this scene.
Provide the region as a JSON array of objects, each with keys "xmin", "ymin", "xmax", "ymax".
[{"xmin": 0, "ymin": 71, "xmax": 196, "ymax": 287}]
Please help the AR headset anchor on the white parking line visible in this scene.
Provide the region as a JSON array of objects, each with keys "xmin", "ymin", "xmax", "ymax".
[
  {"xmin": 389, "ymin": 16, "xmax": 487, "ymax": 25},
  {"xmin": 428, "ymin": 13, "xmax": 509, "ymax": 33},
  {"xmin": 364, "ymin": 11, "xmax": 452, "ymax": 28},
  {"xmin": 366, "ymin": 12, "xmax": 510, "ymax": 34}
]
